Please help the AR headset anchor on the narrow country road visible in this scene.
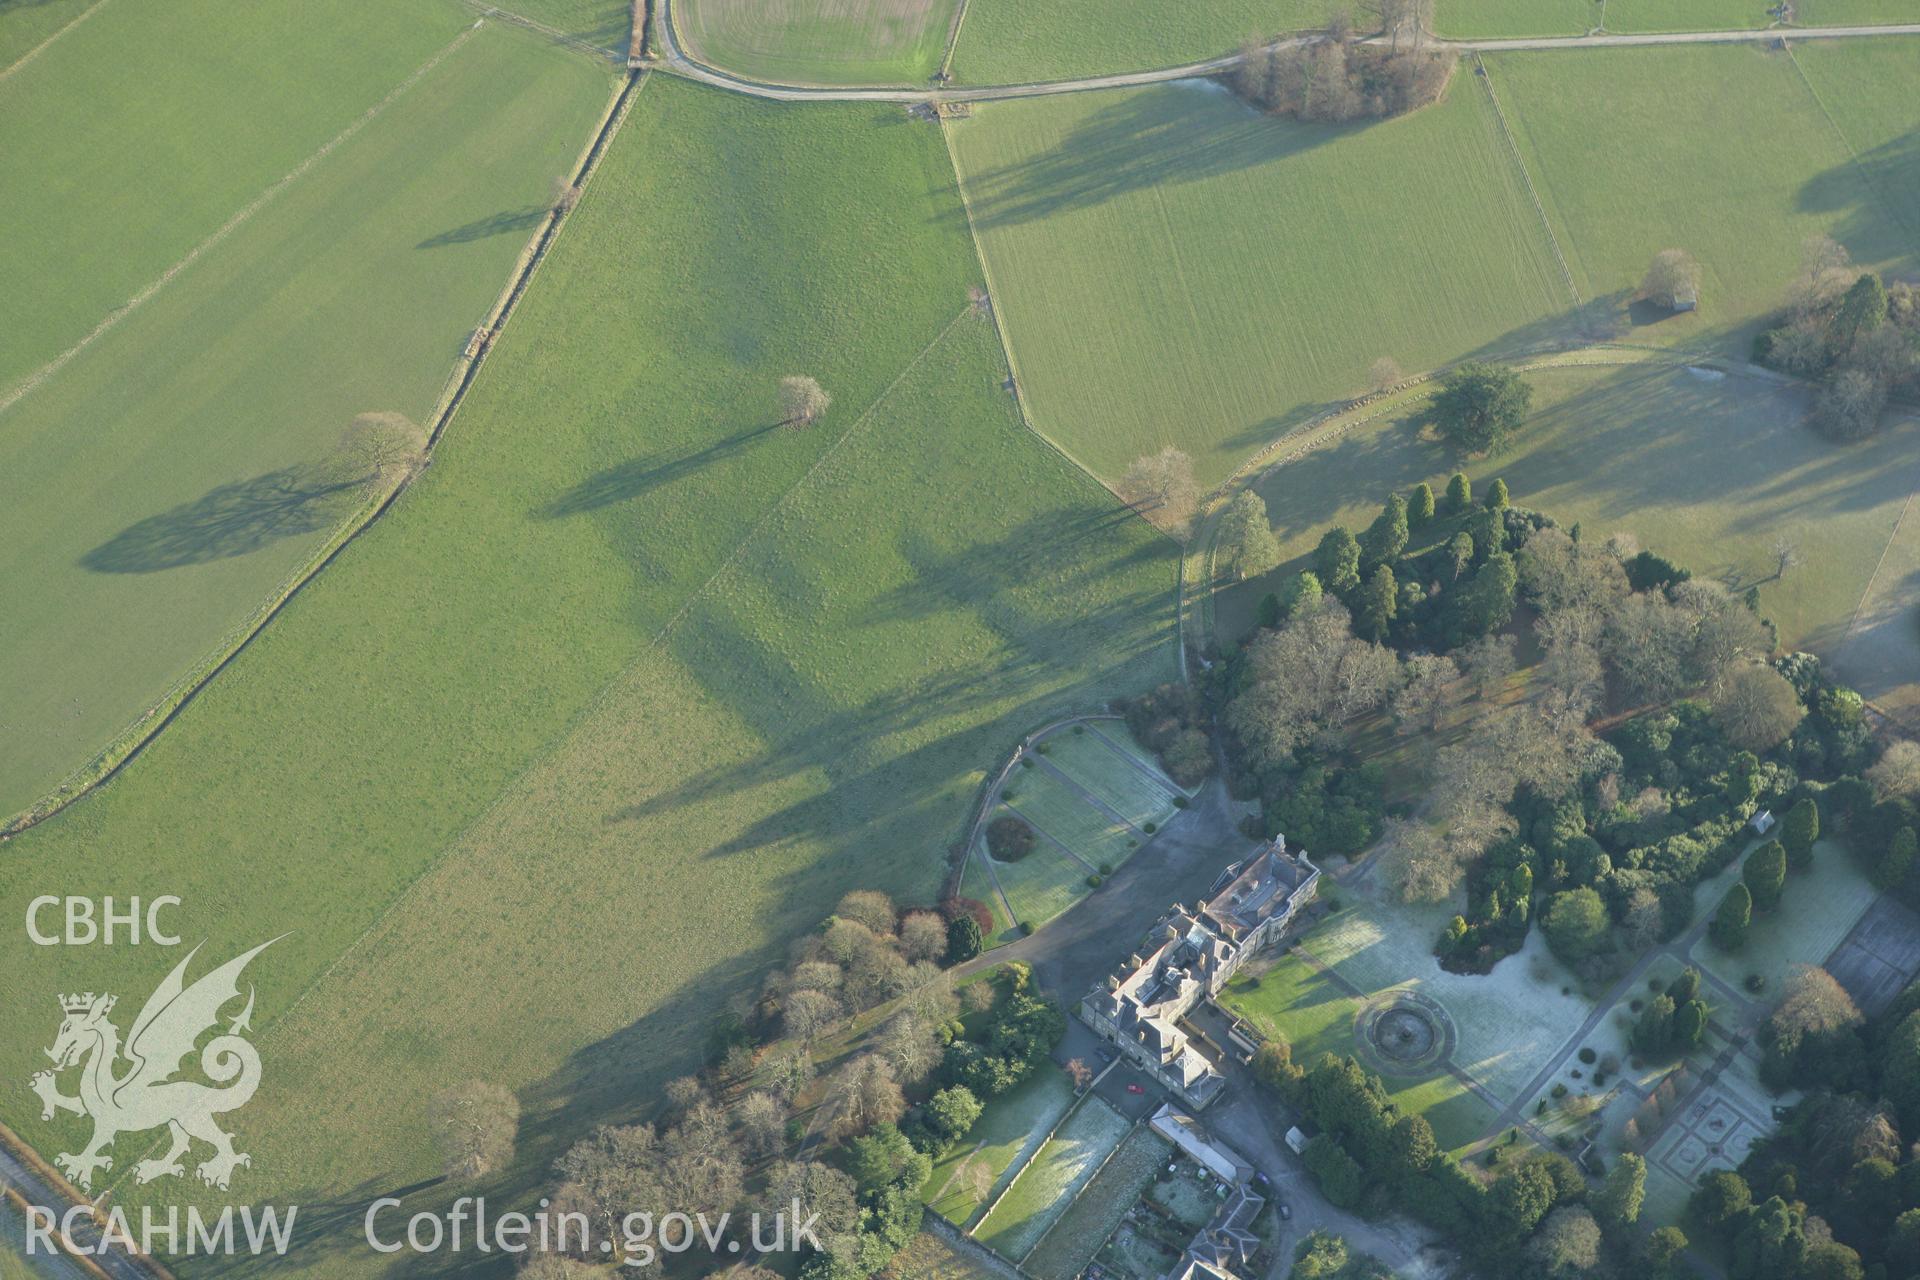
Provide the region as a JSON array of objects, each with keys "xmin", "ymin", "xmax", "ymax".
[
  {"xmin": 651, "ymin": 0, "xmax": 1920, "ymax": 104},
  {"xmin": 0, "ymin": 1138, "xmax": 154, "ymax": 1280}
]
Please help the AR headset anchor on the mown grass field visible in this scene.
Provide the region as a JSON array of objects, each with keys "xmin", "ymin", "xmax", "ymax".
[
  {"xmin": 948, "ymin": 0, "xmax": 1325, "ymax": 85},
  {"xmin": 0, "ymin": 12, "xmax": 612, "ymax": 816},
  {"xmin": 1214, "ymin": 363, "xmax": 1920, "ymax": 691},
  {"xmin": 678, "ymin": 0, "xmax": 960, "ymax": 84},
  {"xmin": 1490, "ymin": 43, "xmax": 1916, "ymax": 353},
  {"xmin": 0, "ymin": 0, "xmax": 482, "ymax": 391},
  {"xmin": 1437, "ymin": 0, "xmax": 1918, "ymax": 36},
  {"xmin": 0, "ymin": 78, "xmax": 1175, "ymax": 1276},
  {"xmin": 949, "ymin": 77, "xmax": 1569, "ymax": 484},
  {"xmin": 496, "ymin": 0, "xmax": 631, "ymax": 46},
  {"xmin": 0, "ymin": 0, "xmax": 97, "ymax": 69}
]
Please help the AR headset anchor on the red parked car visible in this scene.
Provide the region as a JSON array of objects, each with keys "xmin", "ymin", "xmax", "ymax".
[{"xmin": 1126, "ymin": 1084, "xmax": 1145, "ymax": 1095}]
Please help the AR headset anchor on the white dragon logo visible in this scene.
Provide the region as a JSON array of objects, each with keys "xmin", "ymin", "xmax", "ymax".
[{"xmin": 28, "ymin": 938, "xmax": 279, "ymax": 1192}]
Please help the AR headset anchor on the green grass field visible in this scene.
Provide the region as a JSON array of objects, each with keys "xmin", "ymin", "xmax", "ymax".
[
  {"xmin": 677, "ymin": 0, "xmax": 960, "ymax": 84},
  {"xmin": 0, "ymin": 78, "xmax": 1175, "ymax": 1275},
  {"xmin": 922, "ymin": 1069, "xmax": 1079, "ymax": 1224},
  {"xmin": 1042, "ymin": 728, "xmax": 1182, "ymax": 825},
  {"xmin": 948, "ymin": 0, "xmax": 1325, "ymax": 84},
  {"xmin": 0, "ymin": 0, "xmax": 486, "ymax": 392},
  {"xmin": 1489, "ymin": 43, "xmax": 1916, "ymax": 353},
  {"xmin": 0, "ymin": 0, "xmax": 97, "ymax": 69},
  {"xmin": 975, "ymin": 1096, "xmax": 1131, "ymax": 1259},
  {"xmin": 1213, "ymin": 363, "xmax": 1920, "ymax": 683},
  {"xmin": 498, "ymin": 0, "xmax": 631, "ymax": 46},
  {"xmin": 949, "ymin": 76, "xmax": 1568, "ymax": 484},
  {"xmin": 0, "ymin": 13, "xmax": 612, "ymax": 817}
]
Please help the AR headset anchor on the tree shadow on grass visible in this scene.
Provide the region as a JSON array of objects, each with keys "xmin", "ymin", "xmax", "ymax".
[
  {"xmin": 80, "ymin": 468, "xmax": 364, "ymax": 574},
  {"xmin": 416, "ymin": 206, "xmax": 547, "ymax": 250},
  {"xmin": 1798, "ymin": 128, "xmax": 1920, "ymax": 270},
  {"xmin": 537, "ymin": 424, "xmax": 784, "ymax": 519},
  {"xmin": 956, "ymin": 86, "xmax": 1349, "ymax": 231}
]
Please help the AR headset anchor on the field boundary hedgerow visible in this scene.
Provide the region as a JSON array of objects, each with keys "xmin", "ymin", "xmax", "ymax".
[{"xmin": 0, "ymin": 68, "xmax": 644, "ymax": 839}]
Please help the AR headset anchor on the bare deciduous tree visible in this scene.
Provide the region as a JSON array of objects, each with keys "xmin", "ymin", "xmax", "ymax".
[
  {"xmin": 1119, "ymin": 446, "xmax": 1200, "ymax": 538},
  {"xmin": 1065, "ymin": 1058, "xmax": 1094, "ymax": 1090},
  {"xmin": 1712, "ymin": 664, "xmax": 1804, "ymax": 752},
  {"xmin": 1867, "ymin": 739, "xmax": 1920, "ymax": 801},
  {"xmin": 898, "ymin": 910, "xmax": 948, "ymax": 962},
  {"xmin": 337, "ymin": 412, "xmax": 427, "ymax": 485},
  {"xmin": 835, "ymin": 890, "xmax": 897, "ymax": 935},
  {"xmin": 1367, "ymin": 355, "xmax": 1403, "ymax": 393},
  {"xmin": 1771, "ymin": 532, "xmax": 1803, "ymax": 581},
  {"xmin": 825, "ymin": 1054, "xmax": 904, "ymax": 1140},
  {"xmin": 1459, "ymin": 632, "xmax": 1517, "ymax": 701},
  {"xmin": 1771, "ymin": 965, "xmax": 1864, "ymax": 1041},
  {"xmin": 1640, "ymin": 249, "xmax": 1701, "ymax": 308},
  {"xmin": 782, "ymin": 988, "xmax": 842, "ymax": 1042},
  {"xmin": 427, "ymin": 1080, "xmax": 520, "ymax": 1181},
  {"xmin": 1392, "ymin": 654, "xmax": 1458, "ymax": 734},
  {"xmin": 778, "ymin": 375, "xmax": 831, "ymax": 427},
  {"xmin": 736, "ymin": 1091, "xmax": 785, "ymax": 1157}
]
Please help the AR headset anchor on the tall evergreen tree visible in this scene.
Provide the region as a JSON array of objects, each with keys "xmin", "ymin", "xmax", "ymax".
[
  {"xmin": 1409, "ymin": 482, "xmax": 1435, "ymax": 526},
  {"xmin": 1782, "ymin": 799, "xmax": 1819, "ymax": 872},
  {"xmin": 1744, "ymin": 841, "xmax": 1787, "ymax": 912},
  {"xmin": 1445, "ymin": 472, "xmax": 1471, "ymax": 513},
  {"xmin": 1362, "ymin": 493, "xmax": 1410, "ymax": 570},
  {"xmin": 1712, "ymin": 883, "xmax": 1753, "ymax": 951}
]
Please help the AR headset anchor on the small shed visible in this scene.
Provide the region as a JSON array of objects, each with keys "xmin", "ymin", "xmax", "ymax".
[
  {"xmin": 1751, "ymin": 809, "xmax": 1776, "ymax": 836},
  {"xmin": 1669, "ymin": 285, "xmax": 1698, "ymax": 312},
  {"xmin": 1284, "ymin": 1126, "xmax": 1310, "ymax": 1156}
]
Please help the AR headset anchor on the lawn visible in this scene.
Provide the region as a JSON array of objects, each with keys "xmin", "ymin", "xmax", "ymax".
[
  {"xmin": 986, "ymin": 822, "xmax": 1101, "ymax": 928},
  {"xmin": 1022, "ymin": 1124, "xmax": 1172, "ymax": 1280},
  {"xmin": 1004, "ymin": 763, "xmax": 1138, "ymax": 866},
  {"xmin": 960, "ymin": 850, "xmax": 1020, "ymax": 943},
  {"xmin": 1220, "ymin": 945, "xmax": 1495, "ymax": 1153},
  {"xmin": 1301, "ymin": 896, "xmax": 1593, "ymax": 1108},
  {"xmin": 922, "ymin": 1069, "xmax": 1080, "ymax": 1225},
  {"xmin": 947, "ymin": 0, "xmax": 1327, "ymax": 85},
  {"xmin": 0, "ymin": 14, "xmax": 613, "ymax": 817},
  {"xmin": 0, "ymin": 78, "xmax": 1175, "ymax": 1276},
  {"xmin": 974, "ymin": 1096, "xmax": 1132, "ymax": 1260},
  {"xmin": 948, "ymin": 76, "xmax": 1569, "ymax": 484},
  {"xmin": 1214, "ymin": 363, "xmax": 1920, "ymax": 692},
  {"xmin": 1488, "ymin": 43, "xmax": 1917, "ymax": 356},
  {"xmin": 677, "ymin": 0, "xmax": 961, "ymax": 84},
  {"xmin": 1041, "ymin": 726, "xmax": 1183, "ymax": 826},
  {"xmin": 1691, "ymin": 839, "xmax": 1884, "ymax": 997}
]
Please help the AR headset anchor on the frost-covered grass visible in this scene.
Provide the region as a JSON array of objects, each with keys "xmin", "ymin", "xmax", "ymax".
[
  {"xmin": 976, "ymin": 1097, "xmax": 1131, "ymax": 1260},
  {"xmin": 922, "ymin": 1068, "xmax": 1078, "ymax": 1225},
  {"xmin": 1301, "ymin": 895, "xmax": 1592, "ymax": 1106},
  {"xmin": 1693, "ymin": 839, "xmax": 1880, "ymax": 996},
  {"xmin": 1023, "ymin": 1125, "xmax": 1172, "ymax": 1280},
  {"xmin": 1042, "ymin": 729, "xmax": 1179, "ymax": 829}
]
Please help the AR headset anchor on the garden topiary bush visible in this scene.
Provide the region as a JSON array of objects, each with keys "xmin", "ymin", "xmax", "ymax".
[{"xmin": 987, "ymin": 815, "xmax": 1037, "ymax": 862}]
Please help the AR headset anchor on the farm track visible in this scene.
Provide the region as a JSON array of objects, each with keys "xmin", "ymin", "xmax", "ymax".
[{"xmin": 652, "ymin": 0, "xmax": 1920, "ymax": 104}]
